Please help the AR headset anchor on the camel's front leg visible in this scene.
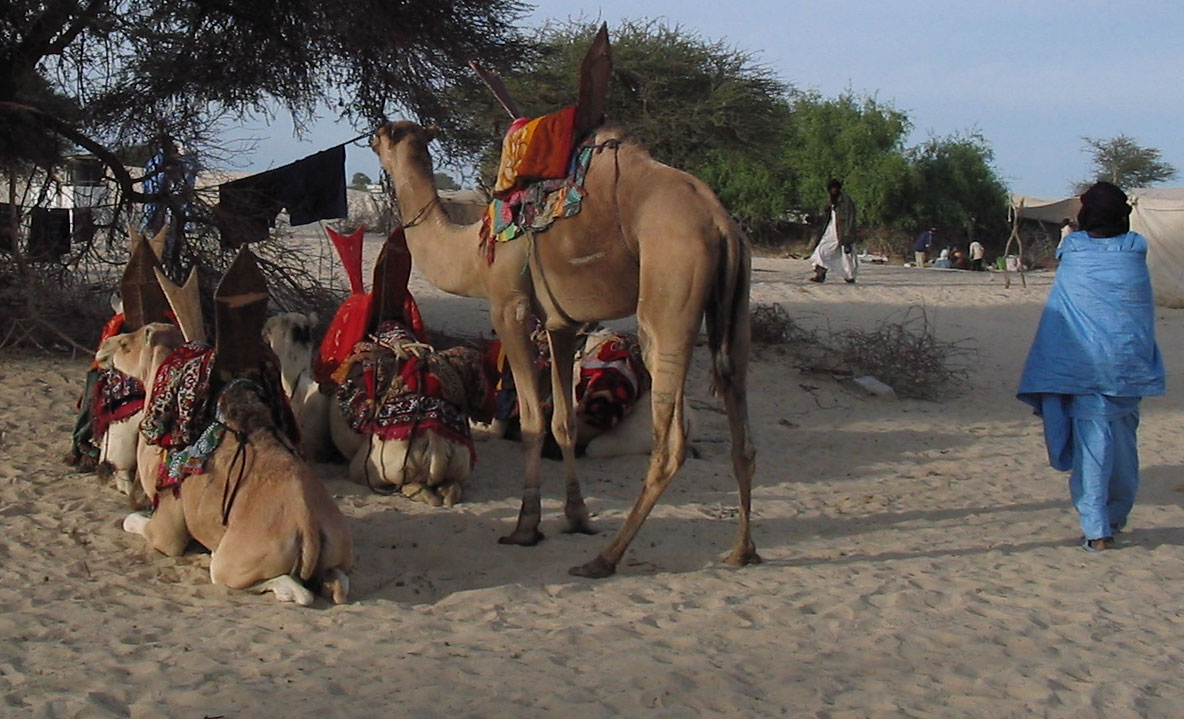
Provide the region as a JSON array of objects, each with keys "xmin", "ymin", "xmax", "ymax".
[
  {"xmin": 547, "ymin": 328, "xmax": 594, "ymax": 535},
  {"xmin": 493, "ymin": 301, "xmax": 547, "ymax": 546}
]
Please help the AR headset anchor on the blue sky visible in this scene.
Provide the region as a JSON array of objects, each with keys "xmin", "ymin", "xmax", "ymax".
[{"xmin": 242, "ymin": 0, "xmax": 1183, "ymax": 198}]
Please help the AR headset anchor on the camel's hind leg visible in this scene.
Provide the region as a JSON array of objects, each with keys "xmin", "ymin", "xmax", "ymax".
[
  {"xmin": 546, "ymin": 328, "xmax": 594, "ymax": 535},
  {"xmin": 719, "ymin": 355, "xmax": 760, "ymax": 567},
  {"xmin": 570, "ymin": 305, "xmax": 699, "ymax": 578}
]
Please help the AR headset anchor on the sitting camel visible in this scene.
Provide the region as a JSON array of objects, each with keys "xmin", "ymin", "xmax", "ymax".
[
  {"xmin": 486, "ymin": 325, "xmax": 696, "ymax": 459},
  {"xmin": 110, "ymin": 250, "xmax": 354, "ymax": 605},
  {"xmin": 79, "ymin": 227, "xmax": 172, "ymax": 501},
  {"xmin": 262, "ymin": 312, "xmax": 333, "ymax": 462},
  {"xmin": 318, "ymin": 229, "xmax": 495, "ymax": 507}
]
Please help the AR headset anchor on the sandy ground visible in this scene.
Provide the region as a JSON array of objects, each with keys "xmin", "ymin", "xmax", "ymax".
[{"xmin": 2, "ymin": 256, "xmax": 1183, "ymax": 719}]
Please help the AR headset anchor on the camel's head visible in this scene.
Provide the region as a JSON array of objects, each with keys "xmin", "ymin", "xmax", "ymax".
[
  {"xmin": 262, "ymin": 312, "xmax": 317, "ymax": 377},
  {"xmin": 371, "ymin": 122, "xmax": 438, "ymax": 186},
  {"xmin": 371, "ymin": 121, "xmax": 436, "ymax": 154},
  {"xmin": 95, "ymin": 322, "xmax": 184, "ymax": 382}
]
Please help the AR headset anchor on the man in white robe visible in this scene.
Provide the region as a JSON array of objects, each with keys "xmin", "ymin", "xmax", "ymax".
[{"xmin": 808, "ymin": 179, "xmax": 858, "ymax": 284}]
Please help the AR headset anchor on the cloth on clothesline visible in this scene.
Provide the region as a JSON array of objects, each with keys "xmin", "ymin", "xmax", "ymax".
[{"xmin": 214, "ymin": 145, "xmax": 347, "ymax": 247}]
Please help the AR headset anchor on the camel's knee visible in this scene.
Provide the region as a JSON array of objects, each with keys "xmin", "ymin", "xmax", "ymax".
[{"xmin": 123, "ymin": 511, "xmax": 151, "ymax": 535}]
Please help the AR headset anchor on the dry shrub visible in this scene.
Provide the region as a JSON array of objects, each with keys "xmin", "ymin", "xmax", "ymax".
[{"xmin": 750, "ymin": 303, "xmax": 974, "ymax": 400}]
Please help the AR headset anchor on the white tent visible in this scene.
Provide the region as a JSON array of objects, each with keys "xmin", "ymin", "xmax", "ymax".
[{"xmin": 1011, "ymin": 188, "xmax": 1184, "ymax": 308}]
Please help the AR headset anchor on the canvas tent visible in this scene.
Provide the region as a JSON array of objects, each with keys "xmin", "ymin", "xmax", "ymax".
[{"xmin": 1011, "ymin": 188, "xmax": 1184, "ymax": 308}]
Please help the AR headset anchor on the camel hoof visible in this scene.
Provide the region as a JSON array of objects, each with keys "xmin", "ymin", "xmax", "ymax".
[
  {"xmin": 122, "ymin": 511, "xmax": 151, "ymax": 535},
  {"xmin": 569, "ymin": 556, "xmax": 616, "ymax": 579},
  {"xmin": 402, "ymin": 483, "xmax": 444, "ymax": 507},
  {"xmin": 562, "ymin": 518, "xmax": 598, "ymax": 536},
  {"xmin": 440, "ymin": 483, "xmax": 462, "ymax": 507},
  {"xmin": 498, "ymin": 527, "xmax": 545, "ymax": 546},
  {"xmin": 320, "ymin": 569, "xmax": 350, "ymax": 605},
  {"xmin": 724, "ymin": 547, "xmax": 763, "ymax": 567}
]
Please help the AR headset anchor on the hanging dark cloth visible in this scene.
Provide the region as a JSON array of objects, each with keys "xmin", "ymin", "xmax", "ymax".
[
  {"xmin": 0, "ymin": 203, "xmax": 16, "ymax": 252},
  {"xmin": 71, "ymin": 207, "xmax": 96, "ymax": 245},
  {"xmin": 28, "ymin": 207, "xmax": 71, "ymax": 259},
  {"xmin": 214, "ymin": 145, "xmax": 347, "ymax": 248}
]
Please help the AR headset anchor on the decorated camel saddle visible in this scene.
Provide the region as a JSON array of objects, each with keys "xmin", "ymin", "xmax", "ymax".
[
  {"xmin": 320, "ymin": 226, "xmax": 495, "ymax": 506},
  {"xmin": 486, "ymin": 321, "xmax": 653, "ymax": 457},
  {"xmin": 100, "ymin": 247, "xmax": 353, "ymax": 605},
  {"xmin": 476, "ymin": 24, "xmax": 613, "ymax": 259}
]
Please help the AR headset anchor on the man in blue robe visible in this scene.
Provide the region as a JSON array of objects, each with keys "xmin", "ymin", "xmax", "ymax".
[{"xmin": 1017, "ymin": 182, "xmax": 1165, "ymax": 552}]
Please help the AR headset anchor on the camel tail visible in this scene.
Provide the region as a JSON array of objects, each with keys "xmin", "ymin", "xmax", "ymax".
[{"xmin": 706, "ymin": 219, "xmax": 752, "ymax": 396}]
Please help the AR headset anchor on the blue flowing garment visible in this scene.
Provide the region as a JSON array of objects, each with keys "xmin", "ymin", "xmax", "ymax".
[{"xmin": 1017, "ymin": 231, "xmax": 1164, "ymax": 468}]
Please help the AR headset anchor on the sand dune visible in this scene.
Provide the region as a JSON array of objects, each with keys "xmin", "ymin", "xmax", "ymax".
[{"xmin": 2, "ymin": 257, "xmax": 1182, "ymax": 718}]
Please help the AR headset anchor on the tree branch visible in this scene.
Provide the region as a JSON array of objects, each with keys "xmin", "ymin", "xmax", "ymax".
[{"xmin": 0, "ymin": 100, "xmax": 153, "ymax": 202}]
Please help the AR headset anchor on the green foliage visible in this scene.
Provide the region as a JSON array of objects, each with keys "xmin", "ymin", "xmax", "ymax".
[
  {"xmin": 908, "ymin": 132, "xmax": 1010, "ymax": 240},
  {"xmin": 349, "ymin": 172, "xmax": 373, "ymax": 190},
  {"xmin": 780, "ymin": 92, "xmax": 915, "ymax": 228},
  {"xmin": 464, "ymin": 19, "xmax": 791, "ymax": 182},
  {"xmin": 459, "ymin": 19, "xmax": 1009, "ymax": 244},
  {"xmin": 1079, "ymin": 135, "xmax": 1177, "ymax": 191}
]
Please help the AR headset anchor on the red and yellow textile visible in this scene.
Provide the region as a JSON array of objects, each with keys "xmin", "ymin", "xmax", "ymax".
[
  {"xmin": 493, "ymin": 106, "xmax": 577, "ymax": 194},
  {"xmin": 315, "ymin": 292, "xmax": 373, "ymax": 385}
]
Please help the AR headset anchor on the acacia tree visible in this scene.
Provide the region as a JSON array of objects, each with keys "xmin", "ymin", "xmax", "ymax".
[
  {"xmin": 1, "ymin": 0, "xmax": 531, "ymax": 229},
  {"xmin": 778, "ymin": 91, "xmax": 916, "ymax": 230},
  {"xmin": 460, "ymin": 20, "xmax": 790, "ymax": 184},
  {"xmin": 1079, "ymin": 134, "xmax": 1177, "ymax": 190},
  {"xmin": 1, "ymin": 0, "xmax": 531, "ymax": 341}
]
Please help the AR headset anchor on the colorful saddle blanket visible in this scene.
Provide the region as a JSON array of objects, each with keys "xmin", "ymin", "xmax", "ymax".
[
  {"xmin": 336, "ymin": 322, "xmax": 495, "ymax": 463},
  {"xmin": 90, "ymin": 368, "xmax": 146, "ymax": 442},
  {"xmin": 140, "ymin": 342, "xmax": 217, "ymax": 449},
  {"xmin": 489, "ymin": 327, "xmax": 650, "ymax": 431},
  {"xmin": 480, "ymin": 106, "xmax": 596, "ymax": 262},
  {"xmin": 575, "ymin": 331, "xmax": 649, "ymax": 431}
]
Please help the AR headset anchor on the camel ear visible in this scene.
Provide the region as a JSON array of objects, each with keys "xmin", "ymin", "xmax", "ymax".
[
  {"xmin": 424, "ymin": 124, "xmax": 438, "ymax": 142},
  {"xmin": 110, "ymin": 292, "xmax": 123, "ymax": 315}
]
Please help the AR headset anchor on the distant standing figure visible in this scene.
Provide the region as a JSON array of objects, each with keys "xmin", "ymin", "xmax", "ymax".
[
  {"xmin": 913, "ymin": 227, "xmax": 935, "ymax": 266},
  {"xmin": 969, "ymin": 239, "xmax": 985, "ymax": 271},
  {"xmin": 808, "ymin": 179, "xmax": 858, "ymax": 284},
  {"xmin": 1018, "ymin": 182, "xmax": 1165, "ymax": 553}
]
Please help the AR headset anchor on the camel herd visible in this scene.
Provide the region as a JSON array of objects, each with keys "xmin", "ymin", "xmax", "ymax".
[{"xmin": 73, "ymin": 116, "xmax": 760, "ymax": 605}]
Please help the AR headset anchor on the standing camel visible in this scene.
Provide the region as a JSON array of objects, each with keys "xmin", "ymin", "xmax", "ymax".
[{"xmin": 372, "ymin": 121, "xmax": 758, "ymax": 577}]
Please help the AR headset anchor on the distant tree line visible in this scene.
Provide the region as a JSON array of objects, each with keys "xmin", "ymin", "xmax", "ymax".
[{"xmin": 461, "ymin": 20, "xmax": 1012, "ymax": 253}]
